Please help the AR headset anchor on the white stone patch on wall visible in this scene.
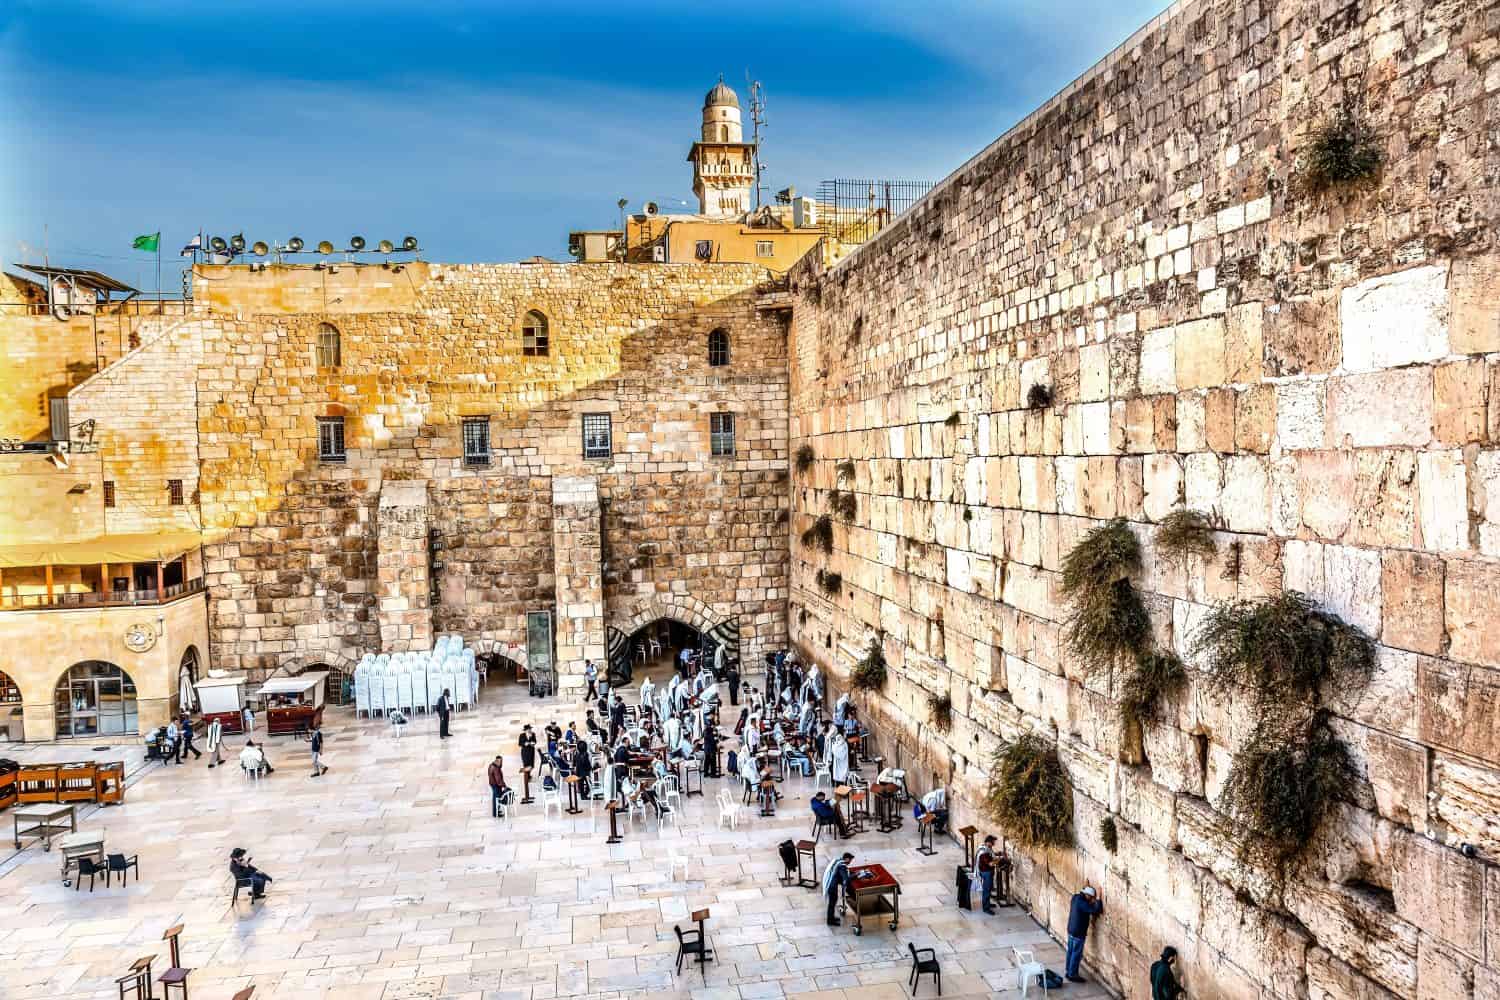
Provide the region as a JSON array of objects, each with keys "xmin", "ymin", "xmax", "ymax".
[
  {"xmin": 1139, "ymin": 329, "xmax": 1177, "ymax": 395},
  {"xmin": 1080, "ymin": 401, "xmax": 1112, "ymax": 455},
  {"xmin": 1325, "ymin": 368, "xmax": 1433, "ymax": 448},
  {"xmin": 1184, "ymin": 452, "xmax": 1223, "ymax": 517},
  {"xmin": 1176, "ymin": 392, "xmax": 1206, "ymax": 453},
  {"xmin": 1219, "ymin": 455, "xmax": 1270, "ymax": 534},
  {"xmin": 1143, "ymin": 454, "xmax": 1184, "ymax": 522},
  {"xmin": 1416, "ymin": 450, "xmax": 1470, "ymax": 553},
  {"xmin": 1275, "ymin": 379, "xmax": 1326, "ymax": 451},
  {"xmin": 1339, "ymin": 263, "xmax": 1450, "ymax": 373},
  {"xmin": 1476, "ymin": 450, "xmax": 1500, "ymax": 557}
]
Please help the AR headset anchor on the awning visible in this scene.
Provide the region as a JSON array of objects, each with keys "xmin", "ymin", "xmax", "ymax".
[
  {"xmin": 258, "ymin": 673, "xmax": 329, "ymax": 696},
  {"xmin": 0, "ymin": 530, "xmax": 203, "ymax": 569}
]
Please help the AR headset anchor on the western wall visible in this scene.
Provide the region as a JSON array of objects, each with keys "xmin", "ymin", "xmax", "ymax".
[{"xmin": 785, "ymin": 0, "xmax": 1498, "ymax": 996}]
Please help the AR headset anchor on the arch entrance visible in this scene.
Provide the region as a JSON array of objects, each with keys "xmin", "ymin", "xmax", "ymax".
[
  {"xmin": 54, "ymin": 661, "xmax": 138, "ymax": 737},
  {"xmin": 606, "ymin": 594, "xmax": 739, "ymax": 686}
]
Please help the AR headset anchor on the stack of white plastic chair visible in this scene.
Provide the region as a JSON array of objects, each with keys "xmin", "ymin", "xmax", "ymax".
[
  {"xmin": 354, "ymin": 654, "xmax": 374, "ymax": 717},
  {"xmin": 397, "ymin": 666, "xmax": 415, "ymax": 715},
  {"xmin": 381, "ymin": 664, "xmax": 399, "ymax": 722}
]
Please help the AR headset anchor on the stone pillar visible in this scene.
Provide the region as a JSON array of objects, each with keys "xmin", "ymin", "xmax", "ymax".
[
  {"xmin": 377, "ymin": 481, "xmax": 433, "ymax": 653},
  {"xmin": 551, "ymin": 476, "xmax": 604, "ymax": 696}
]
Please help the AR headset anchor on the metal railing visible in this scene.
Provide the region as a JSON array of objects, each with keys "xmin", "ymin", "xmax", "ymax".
[
  {"xmin": 816, "ymin": 178, "xmax": 935, "ymax": 245},
  {"xmin": 0, "ymin": 299, "xmax": 195, "ymax": 318},
  {"xmin": 0, "ymin": 578, "xmax": 205, "ymax": 611}
]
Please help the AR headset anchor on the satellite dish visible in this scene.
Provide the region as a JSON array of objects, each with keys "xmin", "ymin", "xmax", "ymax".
[
  {"xmin": 378, "ymin": 239, "xmax": 394, "ymax": 253},
  {"xmin": 644, "ymin": 201, "xmax": 660, "ymax": 216},
  {"xmin": 209, "ymin": 236, "xmax": 228, "ymax": 253},
  {"xmin": 230, "ymin": 234, "xmax": 247, "ymax": 253},
  {"xmin": 350, "ymin": 236, "xmax": 366, "ymax": 251},
  {"xmin": 287, "ymin": 237, "xmax": 305, "ymax": 252},
  {"xmin": 251, "ymin": 241, "xmax": 269, "ymax": 256},
  {"xmin": 401, "ymin": 236, "xmax": 419, "ymax": 252},
  {"xmin": 317, "ymin": 240, "xmax": 334, "ymax": 255}
]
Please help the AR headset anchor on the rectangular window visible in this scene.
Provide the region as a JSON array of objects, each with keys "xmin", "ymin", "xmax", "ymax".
[
  {"xmin": 695, "ymin": 240, "xmax": 714, "ymax": 261},
  {"xmin": 582, "ymin": 413, "xmax": 612, "ymax": 459},
  {"xmin": 49, "ymin": 398, "xmax": 69, "ymax": 441},
  {"xmin": 316, "ymin": 325, "xmax": 341, "ymax": 367},
  {"xmin": 462, "ymin": 417, "xmax": 491, "ymax": 466},
  {"xmin": 710, "ymin": 412, "xmax": 735, "ymax": 457},
  {"xmin": 317, "ymin": 416, "xmax": 346, "ymax": 462},
  {"xmin": 103, "ymin": 481, "xmax": 116, "ymax": 509},
  {"xmin": 168, "ymin": 479, "xmax": 184, "ymax": 505},
  {"xmin": 755, "ymin": 241, "xmax": 774, "ymax": 258}
]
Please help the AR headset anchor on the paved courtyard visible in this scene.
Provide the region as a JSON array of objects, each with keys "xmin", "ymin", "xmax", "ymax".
[{"xmin": 1, "ymin": 677, "xmax": 1105, "ymax": 1000}]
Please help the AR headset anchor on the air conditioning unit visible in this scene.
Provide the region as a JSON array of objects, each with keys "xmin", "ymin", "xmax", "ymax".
[
  {"xmin": 793, "ymin": 197, "xmax": 818, "ymax": 229},
  {"xmin": 651, "ymin": 244, "xmax": 667, "ymax": 263}
]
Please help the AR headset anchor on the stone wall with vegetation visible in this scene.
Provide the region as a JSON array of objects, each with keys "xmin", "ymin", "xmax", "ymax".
[
  {"xmin": 190, "ymin": 262, "xmax": 789, "ymax": 676},
  {"xmin": 786, "ymin": 0, "xmax": 1499, "ymax": 997}
]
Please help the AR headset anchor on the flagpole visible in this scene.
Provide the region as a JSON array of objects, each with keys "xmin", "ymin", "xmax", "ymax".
[{"xmin": 156, "ymin": 233, "xmax": 162, "ymax": 307}]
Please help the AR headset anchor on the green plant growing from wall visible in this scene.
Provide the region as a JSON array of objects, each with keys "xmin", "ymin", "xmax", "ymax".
[
  {"xmin": 1026, "ymin": 383, "xmax": 1054, "ymax": 410},
  {"xmin": 829, "ymin": 489, "xmax": 858, "ymax": 521},
  {"xmin": 1155, "ymin": 509, "xmax": 1218, "ymax": 565},
  {"xmin": 1119, "ymin": 649, "xmax": 1187, "ymax": 729},
  {"xmin": 794, "ymin": 444, "xmax": 816, "ymax": 473},
  {"xmin": 850, "ymin": 635, "xmax": 888, "ymax": 691},
  {"xmin": 1221, "ymin": 712, "xmax": 1353, "ymax": 874},
  {"xmin": 984, "ymin": 733, "xmax": 1073, "ymax": 849},
  {"xmin": 1099, "ymin": 815, "xmax": 1119, "ymax": 853},
  {"xmin": 1303, "ymin": 108, "xmax": 1382, "ymax": 192},
  {"xmin": 836, "ymin": 459, "xmax": 856, "ymax": 482},
  {"xmin": 1061, "ymin": 519, "xmax": 1149, "ymax": 675},
  {"xmin": 801, "ymin": 514, "xmax": 834, "ymax": 555},
  {"xmin": 929, "ymin": 692, "xmax": 953, "ymax": 732},
  {"xmin": 815, "ymin": 569, "xmax": 842, "ymax": 595},
  {"xmin": 1190, "ymin": 591, "xmax": 1374, "ymax": 703},
  {"xmin": 945, "ymin": 411, "xmax": 961, "ymax": 427}
]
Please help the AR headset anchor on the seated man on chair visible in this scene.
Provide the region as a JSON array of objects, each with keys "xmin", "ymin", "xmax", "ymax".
[
  {"xmin": 811, "ymin": 791, "xmax": 852, "ymax": 838},
  {"xmin": 239, "ymin": 740, "xmax": 275, "ymax": 775},
  {"xmin": 230, "ymin": 847, "xmax": 273, "ymax": 899}
]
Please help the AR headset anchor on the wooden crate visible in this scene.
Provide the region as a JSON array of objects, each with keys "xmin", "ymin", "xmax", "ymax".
[
  {"xmin": 17, "ymin": 765, "xmax": 59, "ymax": 803},
  {"xmin": 57, "ymin": 763, "xmax": 98, "ymax": 803},
  {"xmin": 95, "ymin": 761, "xmax": 125, "ymax": 804}
]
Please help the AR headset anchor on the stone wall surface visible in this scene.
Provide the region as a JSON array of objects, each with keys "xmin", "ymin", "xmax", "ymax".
[
  {"xmin": 785, "ymin": 0, "xmax": 1499, "ymax": 997},
  {"xmin": 188, "ymin": 262, "xmax": 789, "ymax": 675}
]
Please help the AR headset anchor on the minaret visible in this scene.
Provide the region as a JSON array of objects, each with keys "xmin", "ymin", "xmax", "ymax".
[{"xmin": 687, "ymin": 77, "xmax": 757, "ymax": 219}]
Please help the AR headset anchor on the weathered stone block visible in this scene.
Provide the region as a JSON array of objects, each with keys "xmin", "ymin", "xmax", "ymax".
[
  {"xmin": 1417, "ymin": 656, "xmax": 1500, "ymax": 765},
  {"xmin": 1381, "ymin": 550, "xmax": 1445, "ymax": 654},
  {"xmin": 1341, "ymin": 263, "xmax": 1451, "ymax": 373},
  {"xmin": 1326, "ymin": 368, "xmax": 1433, "ymax": 448},
  {"xmin": 1444, "ymin": 559, "xmax": 1500, "ymax": 667}
]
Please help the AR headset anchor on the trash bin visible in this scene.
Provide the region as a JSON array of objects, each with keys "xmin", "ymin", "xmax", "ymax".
[{"xmin": 955, "ymin": 864, "xmax": 973, "ymax": 910}]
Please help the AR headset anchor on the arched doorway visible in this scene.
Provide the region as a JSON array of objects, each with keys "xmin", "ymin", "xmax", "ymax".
[
  {"xmin": 54, "ymin": 661, "xmax": 138, "ymax": 737},
  {"xmin": 0, "ymin": 669, "xmax": 21, "ymax": 740},
  {"xmin": 177, "ymin": 646, "xmax": 200, "ymax": 715},
  {"xmin": 609, "ymin": 594, "xmax": 740, "ymax": 686}
]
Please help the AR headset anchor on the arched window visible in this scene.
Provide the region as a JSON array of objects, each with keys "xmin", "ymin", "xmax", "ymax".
[
  {"xmin": 177, "ymin": 646, "xmax": 200, "ymax": 714},
  {"xmin": 54, "ymin": 661, "xmax": 138, "ymax": 737},
  {"xmin": 708, "ymin": 328, "xmax": 730, "ymax": 367},
  {"xmin": 522, "ymin": 310, "xmax": 549, "ymax": 357},
  {"xmin": 316, "ymin": 322, "xmax": 341, "ymax": 367},
  {"xmin": 720, "ymin": 124, "xmax": 729, "ymax": 142}
]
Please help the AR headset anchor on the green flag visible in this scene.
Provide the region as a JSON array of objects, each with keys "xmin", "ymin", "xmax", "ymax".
[{"xmin": 131, "ymin": 233, "xmax": 160, "ymax": 252}]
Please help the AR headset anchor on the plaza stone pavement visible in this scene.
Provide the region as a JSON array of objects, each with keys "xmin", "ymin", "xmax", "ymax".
[{"xmin": 0, "ymin": 680, "xmax": 1111, "ymax": 1000}]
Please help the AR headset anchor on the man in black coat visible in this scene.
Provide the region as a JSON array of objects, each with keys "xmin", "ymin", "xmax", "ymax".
[
  {"xmin": 436, "ymin": 688, "xmax": 452, "ymax": 739},
  {"xmin": 607, "ymin": 695, "xmax": 625, "ymax": 745}
]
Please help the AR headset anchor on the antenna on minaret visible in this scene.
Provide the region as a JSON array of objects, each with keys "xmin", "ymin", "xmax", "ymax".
[{"xmin": 748, "ymin": 74, "xmax": 767, "ymax": 210}]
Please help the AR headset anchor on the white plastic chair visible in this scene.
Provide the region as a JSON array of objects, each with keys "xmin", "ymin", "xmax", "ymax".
[
  {"xmin": 813, "ymin": 756, "xmax": 832, "ymax": 791},
  {"xmin": 648, "ymin": 637, "xmax": 662, "ymax": 658},
  {"xmin": 1014, "ymin": 948, "xmax": 1048, "ymax": 998},
  {"xmin": 542, "ymin": 785, "xmax": 563, "ymax": 820},
  {"xmin": 716, "ymin": 788, "xmax": 740, "ymax": 829}
]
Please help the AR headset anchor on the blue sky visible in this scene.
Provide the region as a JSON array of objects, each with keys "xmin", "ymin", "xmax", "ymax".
[{"xmin": 0, "ymin": 1, "xmax": 1164, "ymax": 290}]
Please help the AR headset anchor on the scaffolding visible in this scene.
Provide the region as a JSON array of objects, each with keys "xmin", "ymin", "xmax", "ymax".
[{"xmin": 815, "ymin": 179, "xmax": 935, "ymax": 245}]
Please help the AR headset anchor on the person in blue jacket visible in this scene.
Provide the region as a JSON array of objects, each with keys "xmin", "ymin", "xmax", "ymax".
[{"xmin": 1065, "ymin": 885, "xmax": 1103, "ymax": 983}]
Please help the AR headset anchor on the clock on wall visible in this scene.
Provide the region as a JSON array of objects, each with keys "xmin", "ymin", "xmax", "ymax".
[{"xmin": 123, "ymin": 623, "xmax": 157, "ymax": 653}]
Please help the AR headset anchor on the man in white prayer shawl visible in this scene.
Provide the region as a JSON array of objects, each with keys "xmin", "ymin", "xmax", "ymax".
[
  {"xmin": 700, "ymin": 680, "xmax": 720, "ymax": 709},
  {"xmin": 833, "ymin": 692, "xmax": 851, "ymax": 727},
  {"xmin": 665, "ymin": 714, "xmax": 682, "ymax": 750},
  {"xmin": 745, "ymin": 720, "xmax": 762, "ymax": 755},
  {"xmin": 810, "ymin": 665, "xmax": 824, "ymax": 699},
  {"xmin": 641, "ymin": 676, "xmax": 655, "ymax": 707},
  {"xmin": 693, "ymin": 669, "xmax": 708, "ymax": 695},
  {"xmin": 830, "ymin": 730, "xmax": 851, "ymax": 784},
  {"xmin": 798, "ymin": 699, "xmax": 817, "ymax": 737}
]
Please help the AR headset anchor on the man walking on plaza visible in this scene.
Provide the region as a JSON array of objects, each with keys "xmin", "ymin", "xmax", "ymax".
[
  {"xmin": 309, "ymin": 723, "xmax": 328, "ymax": 776},
  {"xmin": 436, "ymin": 688, "xmax": 453, "ymax": 739},
  {"xmin": 584, "ymin": 659, "xmax": 598, "ymax": 702},
  {"xmin": 1065, "ymin": 885, "xmax": 1104, "ymax": 983},
  {"xmin": 178, "ymin": 713, "xmax": 203, "ymax": 762}
]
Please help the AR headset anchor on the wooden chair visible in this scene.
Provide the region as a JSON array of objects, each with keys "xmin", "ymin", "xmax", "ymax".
[
  {"xmin": 114, "ymin": 956, "xmax": 153, "ymax": 1000},
  {"xmin": 106, "ymin": 852, "xmax": 140, "ymax": 886},
  {"xmin": 908, "ymin": 942, "xmax": 941, "ymax": 995},
  {"xmin": 158, "ymin": 925, "xmax": 191, "ymax": 1000}
]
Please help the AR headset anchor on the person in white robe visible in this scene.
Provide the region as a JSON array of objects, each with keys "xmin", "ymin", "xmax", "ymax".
[
  {"xmin": 665, "ymin": 715, "xmax": 682, "ymax": 751},
  {"xmin": 798, "ymin": 700, "xmax": 817, "ymax": 737},
  {"xmin": 641, "ymin": 676, "xmax": 655, "ymax": 707},
  {"xmin": 833, "ymin": 692, "xmax": 851, "ymax": 727},
  {"xmin": 830, "ymin": 730, "xmax": 851, "ymax": 784}
]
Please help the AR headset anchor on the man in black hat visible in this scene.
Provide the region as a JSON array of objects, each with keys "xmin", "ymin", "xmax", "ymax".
[{"xmin": 229, "ymin": 848, "xmax": 272, "ymax": 900}]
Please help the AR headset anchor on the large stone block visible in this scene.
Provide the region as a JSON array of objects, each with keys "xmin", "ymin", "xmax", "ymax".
[
  {"xmin": 1417, "ymin": 656, "xmax": 1500, "ymax": 765},
  {"xmin": 1340, "ymin": 263, "xmax": 1451, "ymax": 373},
  {"xmin": 1380, "ymin": 550, "xmax": 1445, "ymax": 654},
  {"xmin": 1444, "ymin": 559, "xmax": 1500, "ymax": 667},
  {"xmin": 1326, "ymin": 368, "xmax": 1434, "ymax": 448},
  {"xmin": 1418, "ymin": 451, "xmax": 1470, "ymax": 553},
  {"xmin": 1430, "ymin": 753, "xmax": 1500, "ymax": 858},
  {"xmin": 1450, "ymin": 256, "xmax": 1500, "ymax": 355},
  {"xmin": 1285, "ymin": 882, "xmax": 1419, "ymax": 998}
]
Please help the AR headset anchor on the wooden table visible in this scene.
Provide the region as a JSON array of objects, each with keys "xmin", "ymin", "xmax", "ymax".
[
  {"xmin": 873, "ymin": 781, "xmax": 901, "ymax": 832},
  {"xmin": 59, "ymin": 829, "xmax": 105, "ymax": 886},
  {"xmin": 14, "ymin": 802, "xmax": 76, "ymax": 850},
  {"xmin": 564, "ymin": 775, "xmax": 582, "ymax": 814},
  {"xmin": 846, "ymin": 863, "xmax": 901, "ymax": 936}
]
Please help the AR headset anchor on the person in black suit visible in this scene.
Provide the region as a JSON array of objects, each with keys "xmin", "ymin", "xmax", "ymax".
[
  {"xmin": 436, "ymin": 688, "xmax": 452, "ymax": 739},
  {"xmin": 607, "ymin": 695, "xmax": 625, "ymax": 745},
  {"xmin": 571, "ymin": 740, "xmax": 593, "ymax": 797},
  {"xmin": 230, "ymin": 848, "xmax": 272, "ymax": 899}
]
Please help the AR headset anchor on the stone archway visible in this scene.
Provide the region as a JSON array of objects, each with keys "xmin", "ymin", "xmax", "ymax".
[{"xmin": 608, "ymin": 593, "xmax": 740, "ymax": 684}]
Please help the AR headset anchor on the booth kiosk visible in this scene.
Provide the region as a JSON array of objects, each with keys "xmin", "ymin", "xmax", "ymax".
[
  {"xmin": 195, "ymin": 673, "xmax": 250, "ymax": 734},
  {"xmin": 259, "ymin": 673, "xmax": 328, "ymax": 737}
]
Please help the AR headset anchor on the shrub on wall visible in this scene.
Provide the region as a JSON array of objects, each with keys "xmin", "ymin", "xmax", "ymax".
[
  {"xmin": 1061, "ymin": 518, "xmax": 1141, "ymax": 596},
  {"xmin": 1119, "ymin": 650, "xmax": 1187, "ymax": 728},
  {"xmin": 929, "ymin": 692, "xmax": 953, "ymax": 732},
  {"xmin": 794, "ymin": 443, "xmax": 816, "ymax": 473},
  {"xmin": 829, "ymin": 489, "xmax": 858, "ymax": 521},
  {"xmin": 815, "ymin": 569, "xmax": 842, "ymax": 595},
  {"xmin": 1068, "ymin": 577, "xmax": 1153, "ymax": 675},
  {"xmin": 801, "ymin": 514, "xmax": 834, "ymax": 554},
  {"xmin": 984, "ymin": 733, "xmax": 1073, "ymax": 849},
  {"xmin": 1191, "ymin": 591, "xmax": 1374, "ymax": 703},
  {"xmin": 850, "ymin": 636, "xmax": 888, "ymax": 691},
  {"xmin": 835, "ymin": 459, "xmax": 856, "ymax": 481},
  {"xmin": 945, "ymin": 411, "xmax": 961, "ymax": 427},
  {"xmin": 1222, "ymin": 713, "xmax": 1353, "ymax": 873},
  {"xmin": 1303, "ymin": 108, "xmax": 1382, "ymax": 192},
  {"xmin": 1026, "ymin": 383, "xmax": 1054, "ymax": 409},
  {"xmin": 1099, "ymin": 815, "xmax": 1119, "ymax": 853},
  {"xmin": 1155, "ymin": 509, "xmax": 1218, "ymax": 564}
]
